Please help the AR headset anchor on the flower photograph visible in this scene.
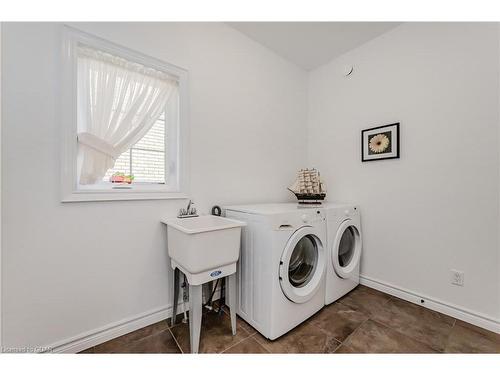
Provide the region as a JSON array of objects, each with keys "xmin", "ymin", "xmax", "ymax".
[{"xmin": 362, "ymin": 123, "xmax": 400, "ymax": 161}]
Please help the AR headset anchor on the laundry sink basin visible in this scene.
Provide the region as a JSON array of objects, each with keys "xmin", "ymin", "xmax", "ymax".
[{"xmin": 161, "ymin": 215, "xmax": 246, "ymax": 284}]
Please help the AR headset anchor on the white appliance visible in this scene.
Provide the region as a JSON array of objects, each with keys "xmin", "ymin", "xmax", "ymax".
[
  {"xmin": 224, "ymin": 203, "xmax": 327, "ymax": 340},
  {"xmin": 324, "ymin": 203, "xmax": 362, "ymax": 305}
]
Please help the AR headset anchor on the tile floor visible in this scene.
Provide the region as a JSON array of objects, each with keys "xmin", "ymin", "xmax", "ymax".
[{"xmin": 79, "ymin": 285, "xmax": 500, "ymax": 354}]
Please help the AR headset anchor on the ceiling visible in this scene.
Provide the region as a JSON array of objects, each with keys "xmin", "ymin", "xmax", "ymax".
[{"xmin": 227, "ymin": 22, "xmax": 401, "ymax": 70}]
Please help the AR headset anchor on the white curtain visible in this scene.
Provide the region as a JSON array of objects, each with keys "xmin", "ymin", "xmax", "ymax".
[{"xmin": 77, "ymin": 46, "xmax": 178, "ymax": 185}]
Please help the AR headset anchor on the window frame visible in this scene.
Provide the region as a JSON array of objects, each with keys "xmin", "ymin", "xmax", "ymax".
[{"xmin": 60, "ymin": 26, "xmax": 189, "ymax": 202}]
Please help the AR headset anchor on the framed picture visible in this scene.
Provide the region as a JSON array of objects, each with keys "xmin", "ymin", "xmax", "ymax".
[{"xmin": 362, "ymin": 122, "xmax": 400, "ymax": 162}]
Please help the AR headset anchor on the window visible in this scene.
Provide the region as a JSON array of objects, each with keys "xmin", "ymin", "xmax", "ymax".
[
  {"xmin": 102, "ymin": 113, "xmax": 167, "ymax": 184},
  {"xmin": 61, "ymin": 26, "xmax": 188, "ymax": 202}
]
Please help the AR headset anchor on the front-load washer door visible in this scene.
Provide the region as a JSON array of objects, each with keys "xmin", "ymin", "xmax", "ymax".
[
  {"xmin": 279, "ymin": 226, "xmax": 325, "ymax": 304},
  {"xmin": 332, "ymin": 219, "xmax": 362, "ymax": 279}
]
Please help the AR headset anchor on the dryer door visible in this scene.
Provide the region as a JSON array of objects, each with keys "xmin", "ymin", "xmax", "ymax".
[
  {"xmin": 279, "ymin": 226, "xmax": 325, "ymax": 304},
  {"xmin": 332, "ymin": 219, "xmax": 362, "ymax": 279}
]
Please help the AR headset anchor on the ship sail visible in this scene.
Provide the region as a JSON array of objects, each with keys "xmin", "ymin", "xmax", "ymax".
[{"xmin": 288, "ymin": 168, "xmax": 326, "ymax": 197}]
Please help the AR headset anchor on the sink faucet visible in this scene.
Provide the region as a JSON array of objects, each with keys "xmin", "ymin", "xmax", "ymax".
[{"xmin": 178, "ymin": 199, "xmax": 197, "ymax": 218}]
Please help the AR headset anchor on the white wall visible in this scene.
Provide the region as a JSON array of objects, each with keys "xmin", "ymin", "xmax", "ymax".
[
  {"xmin": 308, "ymin": 23, "xmax": 500, "ymax": 321},
  {"xmin": 1, "ymin": 22, "xmax": 307, "ymax": 349},
  {"xmin": 0, "ymin": 22, "xmax": 3, "ymax": 348},
  {"xmin": 3, "ymin": 21, "xmax": 499, "ymax": 350},
  {"xmin": 498, "ymin": 24, "xmax": 500, "ymax": 322}
]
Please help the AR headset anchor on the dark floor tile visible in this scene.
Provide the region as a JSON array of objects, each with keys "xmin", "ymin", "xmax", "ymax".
[
  {"xmin": 333, "ymin": 344, "xmax": 359, "ymax": 353},
  {"xmin": 445, "ymin": 321, "xmax": 500, "ymax": 353},
  {"xmin": 78, "ymin": 347, "xmax": 95, "ymax": 354},
  {"xmin": 370, "ymin": 297, "xmax": 455, "ymax": 352},
  {"xmin": 95, "ymin": 329, "xmax": 180, "ymax": 353},
  {"xmin": 120, "ymin": 330, "xmax": 181, "ymax": 353},
  {"xmin": 455, "ymin": 320, "xmax": 500, "ymax": 343},
  {"xmin": 309, "ymin": 302, "xmax": 369, "ymax": 342},
  {"xmin": 170, "ymin": 310, "xmax": 249, "ymax": 353},
  {"xmin": 93, "ymin": 320, "xmax": 170, "ymax": 353},
  {"xmin": 220, "ymin": 305, "xmax": 258, "ymax": 335},
  {"xmin": 83, "ymin": 288, "xmax": 499, "ymax": 355},
  {"xmin": 223, "ymin": 337, "xmax": 270, "ymax": 354},
  {"xmin": 338, "ymin": 285, "xmax": 392, "ymax": 316},
  {"xmin": 342, "ymin": 320, "xmax": 437, "ymax": 353},
  {"xmin": 254, "ymin": 322, "xmax": 340, "ymax": 353},
  {"xmin": 236, "ymin": 318, "xmax": 258, "ymax": 336}
]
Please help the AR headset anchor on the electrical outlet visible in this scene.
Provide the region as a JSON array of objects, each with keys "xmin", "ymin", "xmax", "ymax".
[{"xmin": 451, "ymin": 269, "xmax": 464, "ymax": 286}]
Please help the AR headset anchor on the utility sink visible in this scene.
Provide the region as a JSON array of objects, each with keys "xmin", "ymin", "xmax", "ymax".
[{"xmin": 162, "ymin": 215, "xmax": 246, "ymax": 285}]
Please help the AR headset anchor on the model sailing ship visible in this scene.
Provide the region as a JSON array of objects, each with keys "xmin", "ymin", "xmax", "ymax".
[{"xmin": 288, "ymin": 168, "xmax": 327, "ymax": 204}]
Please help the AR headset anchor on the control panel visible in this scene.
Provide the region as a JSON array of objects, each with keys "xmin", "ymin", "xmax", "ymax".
[
  {"xmin": 300, "ymin": 209, "xmax": 325, "ymax": 224},
  {"xmin": 274, "ymin": 209, "xmax": 325, "ymax": 230}
]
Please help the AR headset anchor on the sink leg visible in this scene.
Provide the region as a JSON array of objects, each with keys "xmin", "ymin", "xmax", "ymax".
[
  {"xmin": 189, "ymin": 284, "xmax": 203, "ymax": 353},
  {"xmin": 205, "ymin": 281, "xmax": 214, "ymax": 306},
  {"xmin": 228, "ymin": 274, "xmax": 237, "ymax": 336},
  {"xmin": 171, "ymin": 268, "xmax": 180, "ymax": 327}
]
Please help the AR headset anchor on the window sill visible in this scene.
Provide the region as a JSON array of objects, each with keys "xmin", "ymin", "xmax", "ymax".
[{"xmin": 61, "ymin": 189, "xmax": 188, "ymax": 203}]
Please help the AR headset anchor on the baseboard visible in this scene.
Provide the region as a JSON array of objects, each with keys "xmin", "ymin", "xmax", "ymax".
[
  {"xmin": 360, "ymin": 275, "xmax": 500, "ymax": 334},
  {"xmin": 49, "ymin": 288, "xmax": 222, "ymax": 353}
]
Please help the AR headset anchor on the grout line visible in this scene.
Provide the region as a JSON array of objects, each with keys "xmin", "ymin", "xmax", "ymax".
[
  {"xmin": 167, "ymin": 326, "xmax": 184, "ymax": 354},
  {"xmin": 114, "ymin": 326, "xmax": 174, "ymax": 354},
  {"xmin": 363, "ymin": 291, "xmax": 441, "ymax": 350},
  {"xmin": 249, "ymin": 336, "xmax": 271, "ymax": 354},
  {"xmin": 369, "ymin": 318, "xmax": 442, "ymax": 353},
  {"xmin": 331, "ymin": 337, "xmax": 342, "ymax": 346},
  {"xmin": 218, "ymin": 305, "xmax": 257, "ymax": 336},
  {"xmin": 237, "ymin": 323, "xmax": 255, "ymax": 336},
  {"xmin": 306, "ymin": 314, "xmax": 346, "ymax": 343},
  {"xmin": 217, "ymin": 310, "xmax": 258, "ymax": 353},
  {"xmin": 169, "ymin": 307, "xmax": 251, "ymax": 354},
  {"xmin": 316, "ymin": 301, "xmax": 372, "ymax": 344},
  {"xmin": 374, "ymin": 292, "xmax": 456, "ymax": 352},
  {"xmin": 218, "ymin": 334, "xmax": 248, "ymax": 354},
  {"xmin": 86, "ymin": 285, "xmax": 471, "ymax": 354},
  {"xmin": 220, "ymin": 334, "xmax": 270, "ymax": 354},
  {"xmin": 90, "ymin": 322, "xmax": 170, "ymax": 354},
  {"xmin": 442, "ymin": 317, "xmax": 458, "ymax": 353},
  {"xmin": 338, "ymin": 316, "xmax": 370, "ymax": 345},
  {"xmin": 325, "ymin": 289, "xmax": 378, "ymax": 346},
  {"xmin": 332, "ymin": 342, "xmax": 349, "ymax": 353}
]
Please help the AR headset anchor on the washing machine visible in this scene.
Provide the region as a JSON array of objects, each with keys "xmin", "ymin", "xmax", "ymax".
[
  {"xmin": 324, "ymin": 203, "xmax": 362, "ymax": 305},
  {"xmin": 224, "ymin": 203, "xmax": 326, "ymax": 340}
]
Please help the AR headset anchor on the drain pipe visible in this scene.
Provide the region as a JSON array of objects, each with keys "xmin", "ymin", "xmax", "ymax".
[{"xmin": 182, "ymin": 274, "xmax": 188, "ymax": 323}]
